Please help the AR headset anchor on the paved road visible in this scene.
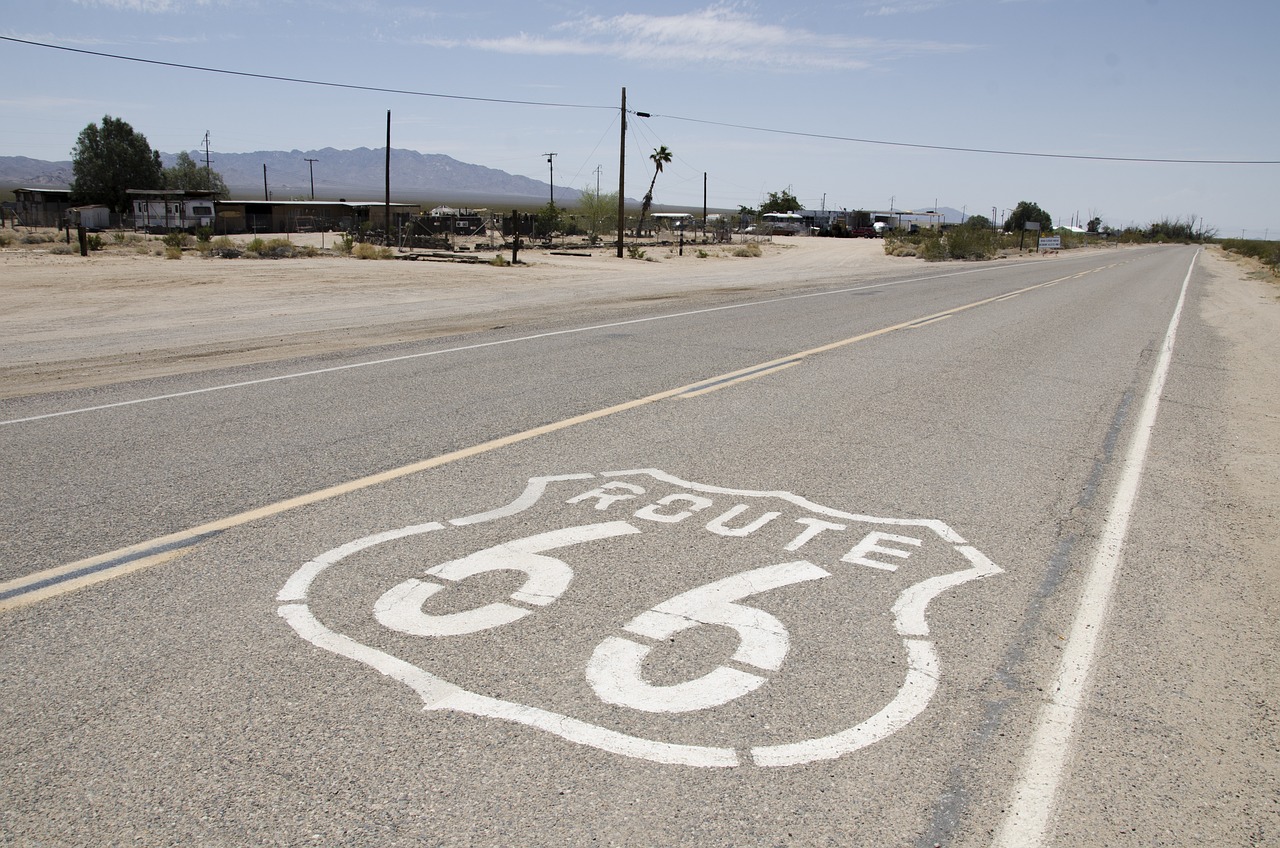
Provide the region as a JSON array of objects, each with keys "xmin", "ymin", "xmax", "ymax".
[{"xmin": 1, "ymin": 245, "xmax": 1273, "ymax": 846}]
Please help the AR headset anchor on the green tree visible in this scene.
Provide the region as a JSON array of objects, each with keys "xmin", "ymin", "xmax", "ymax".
[
  {"xmin": 963, "ymin": 214, "xmax": 993, "ymax": 230},
  {"xmin": 534, "ymin": 201, "xmax": 563, "ymax": 237},
  {"xmin": 760, "ymin": 189, "xmax": 802, "ymax": 215},
  {"xmin": 1087, "ymin": 216, "xmax": 1102, "ymax": 233},
  {"xmin": 635, "ymin": 145, "xmax": 672, "ymax": 237},
  {"xmin": 163, "ymin": 151, "xmax": 229, "ymax": 197},
  {"xmin": 575, "ymin": 184, "xmax": 619, "ymax": 238},
  {"xmin": 70, "ymin": 115, "xmax": 164, "ymax": 213},
  {"xmin": 1002, "ymin": 201, "xmax": 1053, "ymax": 233}
]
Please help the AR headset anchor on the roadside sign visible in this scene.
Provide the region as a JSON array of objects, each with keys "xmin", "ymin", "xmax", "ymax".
[{"xmin": 1038, "ymin": 236, "xmax": 1062, "ymax": 250}]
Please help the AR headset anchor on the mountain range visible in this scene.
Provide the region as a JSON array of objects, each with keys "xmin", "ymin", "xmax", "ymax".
[{"xmin": 0, "ymin": 148, "xmax": 583, "ymax": 206}]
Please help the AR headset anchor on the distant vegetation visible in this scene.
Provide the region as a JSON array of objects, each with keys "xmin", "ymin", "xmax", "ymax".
[
  {"xmin": 1218, "ymin": 238, "xmax": 1280, "ymax": 275},
  {"xmin": 884, "ymin": 210, "xmax": 1232, "ymax": 262}
]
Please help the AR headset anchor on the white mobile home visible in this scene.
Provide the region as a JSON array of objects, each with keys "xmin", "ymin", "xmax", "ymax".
[{"xmin": 129, "ymin": 190, "xmax": 217, "ymax": 232}]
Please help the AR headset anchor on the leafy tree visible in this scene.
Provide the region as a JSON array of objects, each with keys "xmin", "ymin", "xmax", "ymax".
[
  {"xmin": 163, "ymin": 151, "xmax": 228, "ymax": 197},
  {"xmin": 737, "ymin": 205, "xmax": 759, "ymax": 218},
  {"xmin": 635, "ymin": 145, "xmax": 672, "ymax": 237},
  {"xmin": 963, "ymin": 214, "xmax": 993, "ymax": 230},
  {"xmin": 534, "ymin": 201, "xmax": 563, "ymax": 237},
  {"xmin": 760, "ymin": 189, "xmax": 802, "ymax": 215},
  {"xmin": 1002, "ymin": 201, "xmax": 1052, "ymax": 233},
  {"xmin": 575, "ymin": 184, "xmax": 619, "ymax": 238},
  {"xmin": 70, "ymin": 115, "xmax": 164, "ymax": 213},
  {"xmin": 1087, "ymin": 216, "xmax": 1102, "ymax": 233}
]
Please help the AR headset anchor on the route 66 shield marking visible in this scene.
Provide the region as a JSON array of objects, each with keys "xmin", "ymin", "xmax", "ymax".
[{"xmin": 277, "ymin": 468, "xmax": 1001, "ymax": 768}]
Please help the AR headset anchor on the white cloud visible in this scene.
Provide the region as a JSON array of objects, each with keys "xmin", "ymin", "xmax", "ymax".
[
  {"xmin": 863, "ymin": 1, "xmax": 951, "ymax": 16},
  {"xmin": 71, "ymin": 0, "xmax": 215, "ymax": 11},
  {"xmin": 421, "ymin": 3, "xmax": 973, "ymax": 72}
]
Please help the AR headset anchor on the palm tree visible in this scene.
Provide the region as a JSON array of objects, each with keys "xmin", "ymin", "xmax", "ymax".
[{"xmin": 635, "ymin": 145, "xmax": 672, "ymax": 238}]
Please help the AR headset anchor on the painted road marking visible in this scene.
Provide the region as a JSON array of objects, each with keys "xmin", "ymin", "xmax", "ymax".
[
  {"xmin": 1, "ymin": 271, "xmax": 1076, "ymax": 612},
  {"xmin": 0, "ymin": 255, "xmax": 1112, "ymax": 427},
  {"xmin": 991, "ymin": 250, "xmax": 1199, "ymax": 847},
  {"xmin": 278, "ymin": 468, "xmax": 1003, "ymax": 767}
]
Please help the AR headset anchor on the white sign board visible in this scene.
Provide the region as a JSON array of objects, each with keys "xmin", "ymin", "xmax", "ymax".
[{"xmin": 1038, "ymin": 237, "xmax": 1062, "ymax": 250}]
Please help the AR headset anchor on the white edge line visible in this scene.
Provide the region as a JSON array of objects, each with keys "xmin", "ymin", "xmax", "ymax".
[{"xmin": 991, "ymin": 249, "xmax": 1199, "ymax": 848}]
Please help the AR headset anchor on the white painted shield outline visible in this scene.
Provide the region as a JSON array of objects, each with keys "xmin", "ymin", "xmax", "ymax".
[{"xmin": 277, "ymin": 468, "xmax": 1001, "ymax": 768}]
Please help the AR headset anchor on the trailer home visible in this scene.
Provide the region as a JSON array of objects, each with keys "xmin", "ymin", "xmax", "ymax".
[{"xmin": 129, "ymin": 190, "xmax": 217, "ymax": 232}]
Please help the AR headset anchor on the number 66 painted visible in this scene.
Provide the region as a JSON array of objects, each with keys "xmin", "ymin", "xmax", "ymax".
[{"xmin": 372, "ymin": 520, "xmax": 826, "ymax": 714}]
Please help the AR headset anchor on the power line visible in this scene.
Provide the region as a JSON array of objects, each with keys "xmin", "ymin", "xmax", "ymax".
[
  {"xmin": 0, "ymin": 36, "xmax": 613, "ymax": 112},
  {"xmin": 643, "ymin": 112, "xmax": 1280, "ymax": 165},
  {"xmin": 5, "ymin": 35, "xmax": 1276, "ymax": 166}
]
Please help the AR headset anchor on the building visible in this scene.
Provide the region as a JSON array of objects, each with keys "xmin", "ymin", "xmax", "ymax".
[{"xmin": 12, "ymin": 188, "xmax": 72, "ymax": 228}]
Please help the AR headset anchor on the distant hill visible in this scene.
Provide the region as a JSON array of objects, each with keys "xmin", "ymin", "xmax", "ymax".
[
  {"xmin": 0, "ymin": 156, "xmax": 73, "ymax": 187},
  {"xmin": 0, "ymin": 148, "xmax": 583, "ymax": 206}
]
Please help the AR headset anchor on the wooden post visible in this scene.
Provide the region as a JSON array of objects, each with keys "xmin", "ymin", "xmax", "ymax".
[
  {"xmin": 511, "ymin": 208, "xmax": 520, "ymax": 265},
  {"xmin": 385, "ymin": 110, "xmax": 391, "ymax": 247},
  {"xmin": 616, "ymin": 87, "xmax": 626, "ymax": 258}
]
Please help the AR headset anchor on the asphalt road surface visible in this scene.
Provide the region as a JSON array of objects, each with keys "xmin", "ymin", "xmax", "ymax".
[{"xmin": 2, "ymin": 244, "xmax": 1275, "ymax": 846}]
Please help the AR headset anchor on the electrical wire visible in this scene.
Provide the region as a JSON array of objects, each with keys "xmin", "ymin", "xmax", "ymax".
[
  {"xmin": 4, "ymin": 35, "xmax": 1277, "ymax": 166},
  {"xmin": 644, "ymin": 112, "xmax": 1280, "ymax": 165},
  {"xmin": 0, "ymin": 36, "xmax": 614, "ymax": 112}
]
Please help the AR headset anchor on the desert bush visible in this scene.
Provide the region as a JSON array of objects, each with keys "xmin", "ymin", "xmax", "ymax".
[
  {"xmin": 490, "ymin": 253, "xmax": 510, "ymax": 267},
  {"xmin": 352, "ymin": 242, "xmax": 392, "ymax": 260},
  {"xmin": 334, "ymin": 233, "xmax": 355, "ymax": 256},
  {"xmin": 1220, "ymin": 239, "xmax": 1280, "ymax": 275},
  {"xmin": 164, "ymin": 245, "xmax": 183, "ymax": 260},
  {"xmin": 919, "ymin": 238, "xmax": 947, "ymax": 262},
  {"xmin": 87, "ymin": 234, "xmax": 104, "ymax": 251},
  {"xmin": 50, "ymin": 243, "xmax": 76, "ymax": 255},
  {"xmin": 0, "ymin": 231, "xmax": 13, "ymax": 247},
  {"xmin": 195, "ymin": 226, "xmax": 213, "ymax": 243},
  {"xmin": 732, "ymin": 242, "xmax": 762, "ymax": 258},
  {"xmin": 626, "ymin": 245, "xmax": 647, "ymax": 260},
  {"xmin": 205, "ymin": 236, "xmax": 240, "ymax": 258},
  {"xmin": 162, "ymin": 231, "xmax": 192, "ymax": 249},
  {"xmin": 22, "ymin": 231, "xmax": 56, "ymax": 244},
  {"xmin": 246, "ymin": 238, "xmax": 299, "ymax": 259},
  {"xmin": 943, "ymin": 227, "xmax": 996, "ymax": 260}
]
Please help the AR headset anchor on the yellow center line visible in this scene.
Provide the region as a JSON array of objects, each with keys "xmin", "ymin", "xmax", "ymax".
[{"xmin": 1, "ymin": 271, "xmax": 1078, "ymax": 612}]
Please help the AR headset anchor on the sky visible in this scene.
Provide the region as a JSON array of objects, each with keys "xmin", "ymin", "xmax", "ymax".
[{"xmin": 2, "ymin": 0, "xmax": 1277, "ymax": 238}]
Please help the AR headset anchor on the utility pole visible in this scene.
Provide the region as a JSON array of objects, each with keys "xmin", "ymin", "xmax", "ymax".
[
  {"xmin": 385, "ymin": 110, "xmax": 391, "ymax": 242},
  {"xmin": 203, "ymin": 131, "xmax": 212, "ymax": 178},
  {"xmin": 544, "ymin": 153, "xmax": 557, "ymax": 208},
  {"xmin": 263, "ymin": 164, "xmax": 268, "ymax": 201},
  {"xmin": 594, "ymin": 164, "xmax": 602, "ymax": 197},
  {"xmin": 616, "ymin": 87, "xmax": 627, "ymax": 258},
  {"xmin": 304, "ymin": 158, "xmax": 318, "ymax": 201}
]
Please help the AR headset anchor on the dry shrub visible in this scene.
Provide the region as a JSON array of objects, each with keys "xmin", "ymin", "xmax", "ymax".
[{"xmin": 353, "ymin": 242, "xmax": 392, "ymax": 260}]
